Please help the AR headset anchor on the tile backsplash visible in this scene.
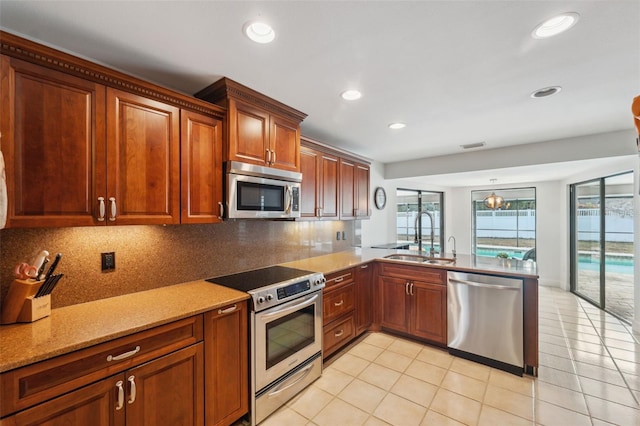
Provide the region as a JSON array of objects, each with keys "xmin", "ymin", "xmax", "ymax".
[{"xmin": 0, "ymin": 220, "xmax": 355, "ymax": 308}]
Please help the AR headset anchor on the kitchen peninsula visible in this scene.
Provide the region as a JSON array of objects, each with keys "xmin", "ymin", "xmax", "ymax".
[{"xmin": 0, "ymin": 248, "xmax": 538, "ymax": 425}]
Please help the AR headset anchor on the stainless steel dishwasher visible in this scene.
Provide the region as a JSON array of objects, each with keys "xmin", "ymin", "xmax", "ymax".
[{"xmin": 447, "ymin": 271, "xmax": 524, "ymax": 375}]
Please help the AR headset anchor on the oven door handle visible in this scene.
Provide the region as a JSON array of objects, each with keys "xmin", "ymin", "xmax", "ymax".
[
  {"xmin": 259, "ymin": 293, "xmax": 318, "ymax": 322},
  {"xmin": 266, "ymin": 362, "xmax": 315, "ymax": 397}
]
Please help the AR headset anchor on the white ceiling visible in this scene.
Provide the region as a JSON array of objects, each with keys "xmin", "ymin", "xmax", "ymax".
[{"xmin": 1, "ymin": 1, "xmax": 639, "ymax": 185}]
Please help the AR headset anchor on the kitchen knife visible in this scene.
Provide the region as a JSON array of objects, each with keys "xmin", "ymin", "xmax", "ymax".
[
  {"xmin": 31, "ymin": 250, "xmax": 49, "ymax": 276},
  {"xmin": 36, "ymin": 257, "xmax": 49, "ymax": 281},
  {"xmin": 40, "ymin": 274, "xmax": 63, "ymax": 297},
  {"xmin": 44, "ymin": 253, "xmax": 62, "ymax": 281}
]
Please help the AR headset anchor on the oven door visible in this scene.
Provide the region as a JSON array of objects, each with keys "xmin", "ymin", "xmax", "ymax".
[{"xmin": 254, "ymin": 291, "xmax": 322, "ymax": 391}]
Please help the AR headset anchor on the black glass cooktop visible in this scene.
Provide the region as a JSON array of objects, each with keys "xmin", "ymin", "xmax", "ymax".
[{"xmin": 206, "ymin": 265, "xmax": 316, "ymax": 292}]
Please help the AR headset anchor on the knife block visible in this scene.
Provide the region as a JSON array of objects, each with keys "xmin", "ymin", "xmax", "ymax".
[{"xmin": 1, "ymin": 278, "xmax": 50, "ymax": 324}]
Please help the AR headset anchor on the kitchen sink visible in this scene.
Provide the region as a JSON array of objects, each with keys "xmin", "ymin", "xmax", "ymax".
[{"xmin": 384, "ymin": 254, "xmax": 456, "ymax": 265}]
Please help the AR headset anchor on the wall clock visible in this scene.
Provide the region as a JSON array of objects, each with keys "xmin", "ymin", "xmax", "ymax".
[{"xmin": 374, "ymin": 187, "xmax": 387, "ymax": 210}]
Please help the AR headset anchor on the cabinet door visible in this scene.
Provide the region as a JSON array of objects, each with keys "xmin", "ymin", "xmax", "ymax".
[
  {"xmin": 126, "ymin": 344, "xmax": 204, "ymax": 426},
  {"xmin": 339, "ymin": 159, "xmax": 356, "ymax": 219},
  {"xmin": 379, "ymin": 276, "xmax": 410, "ymax": 333},
  {"xmin": 204, "ymin": 302, "xmax": 248, "ymax": 426},
  {"xmin": 319, "ymin": 153, "xmax": 339, "ymax": 219},
  {"xmin": 227, "ymin": 99, "xmax": 270, "ymax": 166},
  {"xmin": 270, "ymin": 114, "xmax": 300, "ymax": 172},
  {"xmin": 355, "ymin": 163, "xmax": 370, "ymax": 218},
  {"xmin": 1, "ymin": 55, "xmax": 106, "ymax": 228},
  {"xmin": 107, "ymin": 88, "xmax": 180, "ymax": 225},
  {"xmin": 355, "ymin": 263, "xmax": 373, "ymax": 335},
  {"xmin": 181, "ymin": 110, "xmax": 223, "ymax": 224},
  {"xmin": 7, "ymin": 375, "xmax": 125, "ymax": 426},
  {"xmin": 411, "ymin": 281, "xmax": 447, "ymax": 344},
  {"xmin": 299, "ymin": 146, "xmax": 319, "ymax": 218}
]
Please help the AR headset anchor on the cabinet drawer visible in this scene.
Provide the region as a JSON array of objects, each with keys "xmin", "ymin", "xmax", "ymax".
[
  {"xmin": 324, "ymin": 269, "xmax": 354, "ymax": 289},
  {"xmin": 378, "ymin": 263, "xmax": 446, "ymax": 285},
  {"xmin": 324, "ymin": 315, "xmax": 355, "ymax": 356},
  {"xmin": 323, "ymin": 283, "xmax": 355, "ymax": 324},
  {"xmin": 0, "ymin": 315, "xmax": 203, "ymax": 417}
]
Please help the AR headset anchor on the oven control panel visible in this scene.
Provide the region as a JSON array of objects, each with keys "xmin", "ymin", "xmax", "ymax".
[{"xmin": 252, "ymin": 273, "xmax": 325, "ymax": 311}]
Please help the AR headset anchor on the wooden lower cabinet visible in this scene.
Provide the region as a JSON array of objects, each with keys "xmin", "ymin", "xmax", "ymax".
[
  {"xmin": 354, "ymin": 263, "xmax": 374, "ymax": 334},
  {"xmin": 2, "ymin": 344, "xmax": 204, "ymax": 426},
  {"xmin": 204, "ymin": 301, "xmax": 248, "ymax": 426},
  {"xmin": 378, "ymin": 264, "xmax": 447, "ymax": 345}
]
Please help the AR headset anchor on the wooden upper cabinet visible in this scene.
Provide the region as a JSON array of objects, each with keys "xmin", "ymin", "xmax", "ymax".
[
  {"xmin": 1, "ymin": 32, "xmax": 227, "ymax": 228},
  {"xmin": 1, "ymin": 55, "xmax": 106, "ymax": 228},
  {"xmin": 106, "ymin": 88, "xmax": 180, "ymax": 225},
  {"xmin": 355, "ymin": 163, "xmax": 370, "ymax": 218},
  {"xmin": 195, "ymin": 77, "xmax": 307, "ymax": 172},
  {"xmin": 299, "ymin": 142, "xmax": 339, "ymax": 220},
  {"xmin": 180, "ymin": 110, "xmax": 224, "ymax": 224},
  {"xmin": 228, "ymin": 99, "xmax": 270, "ymax": 165},
  {"xmin": 339, "ymin": 158, "xmax": 356, "ymax": 219}
]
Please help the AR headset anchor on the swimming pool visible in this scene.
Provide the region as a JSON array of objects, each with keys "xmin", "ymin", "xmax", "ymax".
[{"xmin": 476, "ymin": 247, "xmax": 634, "ymax": 275}]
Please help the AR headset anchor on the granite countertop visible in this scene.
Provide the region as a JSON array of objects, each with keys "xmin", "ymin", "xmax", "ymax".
[
  {"xmin": 282, "ymin": 247, "xmax": 539, "ymax": 279},
  {"xmin": 0, "ymin": 280, "xmax": 248, "ymax": 372},
  {"xmin": 0, "ymin": 247, "xmax": 537, "ymax": 373}
]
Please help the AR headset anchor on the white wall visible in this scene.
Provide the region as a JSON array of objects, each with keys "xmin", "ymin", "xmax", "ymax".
[{"xmin": 360, "ymin": 160, "xmax": 395, "ymax": 247}]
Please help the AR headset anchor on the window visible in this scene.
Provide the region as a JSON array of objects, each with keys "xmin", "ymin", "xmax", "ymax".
[
  {"xmin": 471, "ymin": 187, "xmax": 536, "ymax": 259},
  {"xmin": 396, "ymin": 189, "xmax": 444, "ymax": 254}
]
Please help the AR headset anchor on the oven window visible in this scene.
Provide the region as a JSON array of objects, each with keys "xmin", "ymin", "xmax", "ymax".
[
  {"xmin": 237, "ymin": 181, "xmax": 284, "ymax": 211},
  {"xmin": 266, "ymin": 304, "xmax": 315, "ymax": 369}
]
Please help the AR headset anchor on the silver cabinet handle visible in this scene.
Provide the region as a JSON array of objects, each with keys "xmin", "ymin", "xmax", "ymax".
[
  {"xmin": 115, "ymin": 380, "xmax": 124, "ymax": 410},
  {"xmin": 266, "ymin": 149, "xmax": 271, "ymax": 164},
  {"xmin": 360, "ymin": 264, "xmax": 369, "ymax": 269},
  {"xmin": 410, "ymin": 282, "xmax": 414, "ymax": 296},
  {"xmin": 334, "ymin": 277, "xmax": 344, "ymax": 283},
  {"xmin": 405, "ymin": 282, "xmax": 410, "ymax": 295},
  {"xmin": 108, "ymin": 197, "xmax": 116, "ymax": 221},
  {"xmin": 218, "ymin": 201, "xmax": 224, "ymax": 219},
  {"xmin": 127, "ymin": 375, "xmax": 136, "ymax": 404},
  {"xmin": 271, "ymin": 150, "xmax": 276, "ymax": 164},
  {"xmin": 107, "ymin": 345, "xmax": 141, "ymax": 362},
  {"xmin": 98, "ymin": 197, "xmax": 106, "ymax": 221},
  {"xmin": 334, "ymin": 300, "xmax": 344, "ymax": 307},
  {"xmin": 218, "ymin": 304, "xmax": 237, "ymax": 315},
  {"xmin": 334, "ymin": 329, "xmax": 344, "ymax": 337}
]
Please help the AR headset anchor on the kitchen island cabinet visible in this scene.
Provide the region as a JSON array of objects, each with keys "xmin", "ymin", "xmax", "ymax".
[
  {"xmin": 378, "ymin": 263, "xmax": 447, "ymax": 345},
  {"xmin": 322, "ymin": 269, "xmax": 357, "ymax": 357}
]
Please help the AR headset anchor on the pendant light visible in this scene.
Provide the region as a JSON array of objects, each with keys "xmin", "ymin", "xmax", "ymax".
[{"xmin": 483, "ymin": 180, "xmax": 504, "ymax": 210}]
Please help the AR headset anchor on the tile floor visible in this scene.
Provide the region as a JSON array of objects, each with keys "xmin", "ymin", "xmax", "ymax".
[{"xmin": 261, "ymin": 286, "xmax": 640, "ymax": 425}]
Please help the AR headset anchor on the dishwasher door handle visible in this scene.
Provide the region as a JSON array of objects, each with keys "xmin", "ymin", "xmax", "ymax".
[{"xmin": 448, "ymin": 277, "xmax": 520, "ymax": 290}]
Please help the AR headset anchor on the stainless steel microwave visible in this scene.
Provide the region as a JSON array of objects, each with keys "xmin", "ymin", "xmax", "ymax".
[{"xmin": 226, "ymin": 161, "xmax": 302, "ymax": 219}]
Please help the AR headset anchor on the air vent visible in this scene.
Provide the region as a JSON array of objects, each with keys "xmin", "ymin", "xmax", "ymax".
[{"xmin": 460, "ymin": 142, "xmax": 486, "ymax": 150}]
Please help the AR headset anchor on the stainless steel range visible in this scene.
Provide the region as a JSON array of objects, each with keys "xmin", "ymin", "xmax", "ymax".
[{"xmin": 207, "ymin": 266, "xmax": 326, "ymax": 425}]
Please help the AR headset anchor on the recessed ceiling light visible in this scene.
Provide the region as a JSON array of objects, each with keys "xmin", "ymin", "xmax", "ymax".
[
  {"xmin": 244, "ymin": 21, "xmax": 275, "ymax": 44},
  {"xmin": 341, "ymin": 90, "xmax": 362, "ymax": 101},
  {"xmin": 531, "ymin": 86, "xmax": 562, "ymax": 98},
  {"xmin": 532, "ymin": 12, "xmax": 579, "ymax": 39},
  {"xmin": 388, "ymin": 122, "xmax": 406, "ymax": 130}
]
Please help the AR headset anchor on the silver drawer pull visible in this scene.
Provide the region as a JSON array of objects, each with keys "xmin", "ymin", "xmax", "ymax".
[
  {"xmin": 360, "ymin": 264, "xmax": 369, "ymax": 269},
  {"xmin": 127, "ymin": 375, "xmax": 136, "ymax": 404},
  {"xmin": 334, "ymin": 300, "xmax": 344, "ymax": 307},
  {"xmin": 115, "ymin": 380, "xmax": 124, "ymax": 410},
  {"xmin": 334, "ymin": 329, "xmax": 344, "ymax": 337},
  {"xmin": 107, "ymin": 345, "xmax": 141, "ymax": 362},
  {"xmin": 334, "ymin": 277, "xmax": 344, "ymax": 283},
  {"xmin": 218, "ymin": 304, "xmax": 237, "ymax": 315}
]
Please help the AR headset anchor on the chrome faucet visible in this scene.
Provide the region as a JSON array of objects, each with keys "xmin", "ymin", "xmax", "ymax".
[
  {"xmin": 448, "ymin": 235, "xmax": 457, "ymax": 258},
  {"xmin": 414, "ymin": 211, "xmax": 435, "ymax": 256}
]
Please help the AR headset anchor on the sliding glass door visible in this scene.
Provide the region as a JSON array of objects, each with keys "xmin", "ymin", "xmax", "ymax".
[{"xmin": 571, "ymin": 171, "xmax": 634, "ymax": 322}]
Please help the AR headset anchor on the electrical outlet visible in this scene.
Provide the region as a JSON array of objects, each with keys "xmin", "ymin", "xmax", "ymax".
[
  {"xmin": 342, "ymin": 231, "xmax": 346, "ymax": 240},
  {"xmin": 101, "ymin": 252, "xmax": 115, "ymax": 272},
  {"xmin": 336, "ymin": 232, "xmax": 340, "ymax": 241}
]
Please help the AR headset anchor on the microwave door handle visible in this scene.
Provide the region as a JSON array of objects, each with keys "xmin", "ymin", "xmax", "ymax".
[
  {"xmin": 284, "ymin": 185, "xmax": 292, "ymax": 214},
  {"xmin": 259, "ymin": 293, "xmax": 318, "ymax": 322}
]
